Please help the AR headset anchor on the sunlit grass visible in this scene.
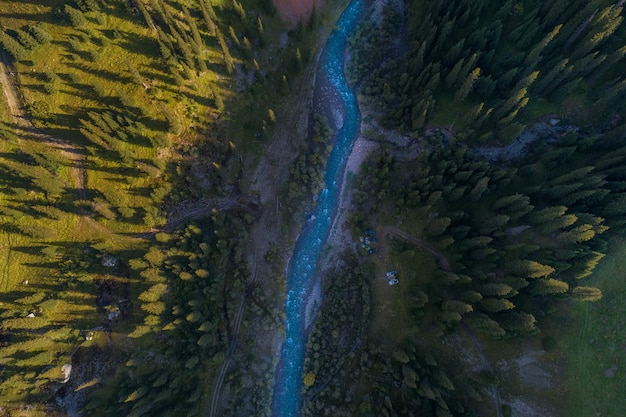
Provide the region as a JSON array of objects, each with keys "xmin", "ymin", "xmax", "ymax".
[{"xmin": 560, "ymin": 237, "xmax": 626, "ymax": 417}]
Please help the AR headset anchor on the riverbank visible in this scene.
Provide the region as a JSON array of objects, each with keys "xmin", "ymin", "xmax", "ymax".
[{"xmin": 271, "ymin": 0, "xmax": 366, "ymax": 415}]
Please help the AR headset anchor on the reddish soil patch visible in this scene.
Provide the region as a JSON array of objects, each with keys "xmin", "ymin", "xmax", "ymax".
[{"xmin": 273, "ymin": 0, "xmax": 322, "ymax": 25}]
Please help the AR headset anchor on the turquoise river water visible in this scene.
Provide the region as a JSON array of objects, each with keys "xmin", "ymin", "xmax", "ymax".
[{"xmin": 272, "ymin": 0, "xmax": 365, "ymax": 416}]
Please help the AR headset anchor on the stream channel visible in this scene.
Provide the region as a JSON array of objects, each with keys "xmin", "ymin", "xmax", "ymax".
[{"xmin": 272, "ymin": 0, "xmax": 365, "ymax": 416}]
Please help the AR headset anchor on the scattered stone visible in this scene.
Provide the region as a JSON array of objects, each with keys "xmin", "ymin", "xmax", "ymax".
[
  {"xmin": 101, "ymin": 253, "xmax": 117, "ymax": 267},
  {"xmin": 62, "ymin": 363, "xmax": 72, "ymax": 383}
]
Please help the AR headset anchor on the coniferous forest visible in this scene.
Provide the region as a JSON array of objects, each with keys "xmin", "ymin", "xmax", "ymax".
[{"xmin": 1, "ymin": 0, "xmax": 626, "ymax": 416}]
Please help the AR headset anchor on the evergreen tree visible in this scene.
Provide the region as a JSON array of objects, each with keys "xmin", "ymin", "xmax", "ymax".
[
  {"xmin": 63, "ymin": 5, "xmax": 87, "ymax": 27},
  {"xmin": 0, "ymin": 31, "xmax": 28, "ymax": 60},
  {"xmin": 499, "ymin": 311, "xmax": 537, "ymax": 334},
  {"xmin": 479, "ymin": 297, "xmax": 515, "ymax": 313},
  {"xmin": 444, "ymin": 58, "xmax": 464, "ymax": 88},
  {"xmin": 454, "ymin": 67, "xmax": 481, "ymax": 102},
  {"xmin": 531, "ymin": 278, "xmax": 569, "ymax": 295},
  {"xmin": 571, "ymin": 286, "xmax": 603, "ymax": 302},
  {"xmin": 507, "ymin": 260, "xmax": 555, "ymax": 278}
]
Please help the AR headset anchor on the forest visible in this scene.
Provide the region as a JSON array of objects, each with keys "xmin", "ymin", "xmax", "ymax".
[
  {"xmin": 298, "ymin": 0, "xmax": 626, "ymax": 416},
  {"xmin": 0, "ymin": 0, "xmax": 625, "ymax": 416},
  {"xmin": 0, "ymin": 0, "xmax": 316, "ymax": 414}
]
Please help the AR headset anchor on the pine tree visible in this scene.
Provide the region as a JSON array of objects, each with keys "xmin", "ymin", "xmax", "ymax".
[
  {"xmin": 216, "ymin": 29, "xmax": 235, "ymax": 74},
  {"xmin": 0, "ymin": 31, "xmax": 28, "ymax": 60},
  {"xmin": 534, "ymin": 58, "xmax": 569, "ymax": 96},
  {"xmin": 468, "ymin": 313, "xmax": 506, "ymax": 337},
  {"xmin": 27, "ymin": 24, "xmax": 52, "ymax": 45},
  {"xmin": 571, "ymin": 286, "xmax": 602, "ymax": 302},
  {"xmin": 461, "ymin": 102, "xmax": 484, "ymax": 127},
  {"xmin": 500, "ymin": 311, "xmax": 537, "ymax": 334},
  {"xmin": 525, "ymin": 24, "xmax": 562, "ymax": 66},
  {"xmin": 228, "ymin": 25, "xmax": 240, "ymax": 46},
  {"xmin": 199, "ymin": 0, "xmax": 217, "ymax": 36},
  {"xmin": 480, "ymin": 283, "xmax": 513, "ymax": 297},
  {"xmin": 63, "ymin": 5, "xmax": 87, "ymax": 27},
  {"xmin": 457, "ymin": 53, "xmax": 479, "ymax": 87},
  {"xmin": 531, "ymin": 278, "xmax": 569, "ymax": 295},
  {"xmin": 507, "ymin": 260, "xmax": 555, "ymax": 278},
  {"xmin": 474, "ymin": 75, "xmax": 496, "ymax": 99},
  {"xmin": 444, "ymin": 58, "xmax": 464, "ymax": 88},
  {"xmin": 479, "ymin": 297, "xmax": 515, "ymax": 312},
  {"xmin": 184, "ymin": 6, "xmax": 204, "ymax": 50},
  {"xmin": 442, "ymin": 300, "xmax": 473, "ymax": 314},
  {"xmin": 454, "ymin": 67, "xmax": 481, "ymax": 102},
  {"xmin": 528, "ymin": 206, "xmax": 568, "ymax": 225},
  {"xmin": 492, "ymin": 88, "xmax": 528, "ymax": 120},
  {"xmin": 232, "ymin": 0, "xmax": 246, "ymax": 21},
  {"xmin": 571, "ymin": 6, "xmax": 623, "ymax": 60},
  {"xmin": 558, "ymin": 224, "xmax": 595, "ymax": 244}
]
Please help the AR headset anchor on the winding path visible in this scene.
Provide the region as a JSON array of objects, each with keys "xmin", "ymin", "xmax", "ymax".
[{"xmin": 133, "ymin": 194, "xmax": 262, "ymax": 239}]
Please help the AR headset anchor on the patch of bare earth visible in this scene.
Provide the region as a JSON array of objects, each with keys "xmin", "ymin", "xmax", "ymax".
[
  {"xmin": 495, "ymin": 345, "xmax": 563, "ymax": 417},
  {"xmin": 274, "ymin": 0, "xmax": 323, "ymax": 26}
]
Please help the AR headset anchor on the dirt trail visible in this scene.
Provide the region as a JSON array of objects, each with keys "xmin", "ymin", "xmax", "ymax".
[
  {"xmin": 0, "ymin": 52, "xmax": 86, "ymax": 201},
  {"xmin": 207, "ymin": 257, "xmax": 259, "ymax": 417},
  {"xmin": 134, "ymin": 194, "xmax": 262, "ymax": 239},
  {"xmin": 382, "ymin": 226, "xmax": 451, "ymax": 271}
]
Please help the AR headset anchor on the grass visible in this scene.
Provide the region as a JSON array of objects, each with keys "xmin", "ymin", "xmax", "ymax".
[
  {"xmin": 0, "ymin": 0, "xmax": 338, "ymax": 410},
  {"xmin": 466, "ymin": 237, "xmax": 626, "ymax": 417},
  {"xmin": 429, "ymin": 88, "xmax": 478, "ymax": 129},
  {"xmin": 0, "ymin": 0, "xmax": 236, "ymax": 407},
  {"xmin": 558, "ymin": 236, "xmax": 626, "ymax": 417},
  {"xmin": 366, "ymin": 222, "xmax": 437, "ymax": 350}
]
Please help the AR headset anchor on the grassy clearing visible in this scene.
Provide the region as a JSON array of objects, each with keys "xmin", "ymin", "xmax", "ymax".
[
  {"xmin": 559, "ymin": 237, "xmax": 626, "ymax": 417},
  {"xmin": 367, "ymin": 223, "xmax": 437, "ymax": 350},
  {"xmin": 469, "ymin": 238, "xmax": 626, "ymax": 417}
]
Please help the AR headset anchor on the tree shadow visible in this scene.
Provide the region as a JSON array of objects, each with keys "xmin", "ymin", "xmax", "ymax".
[
  {"xmin": 11, "ymin": 245, "xmax": 49, "ymax": 255},
  {"xmin": 66, "ymin": 62, "xmax": 135, "ymax": 85},
  {"xmin": 117, "ymin": 32, "xmax": 161, "ymax": 59}
]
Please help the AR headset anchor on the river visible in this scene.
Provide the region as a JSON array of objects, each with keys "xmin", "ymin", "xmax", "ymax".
[{"xmin": 271, "ymin": 0, "xmax": 365, "ymax": 416}]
